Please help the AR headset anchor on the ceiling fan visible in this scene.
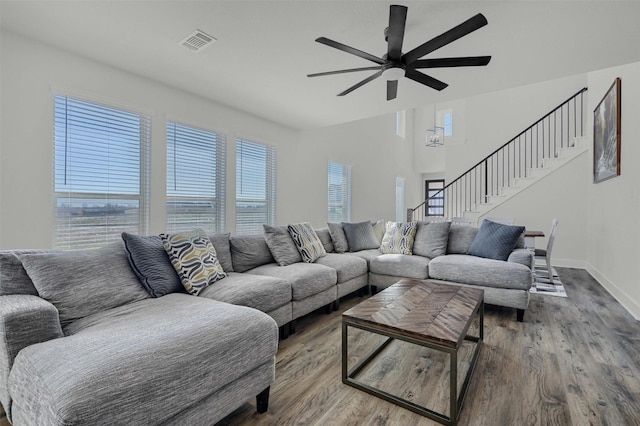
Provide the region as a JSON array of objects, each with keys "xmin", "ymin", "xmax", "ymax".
[{"xmin": 308, "ymin": 5, "xmax": 491, "ymax": 100}]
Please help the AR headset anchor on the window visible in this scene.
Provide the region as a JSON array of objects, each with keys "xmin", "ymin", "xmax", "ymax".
[
  {"xmin": 444, "ymin": 111, "xmax": 453, "ymax": 137},
  {"xmin": 54, "ymin": 95, "xmax": 150, "ymax": 249},
  {"xmin": 395, "ymin": 177, "xmax": 405, "ymax": 222},
  {"xmin": 328, "ymin": 161, "xmax": 352, "ymax": 222},
  {"xmin": 166, "ymin": 122, "xmax": 226, "ymax": 233},
  {"xmin": 395, "ymin": 110, "xmax": 406, "ymax": 138},
  {"xmin": 236, "ymin": 138, "xmax": 276, "ymax": 235},
  {"xmin": 425, "ymin": 179, "xmax": 445, "ymax": 217}
]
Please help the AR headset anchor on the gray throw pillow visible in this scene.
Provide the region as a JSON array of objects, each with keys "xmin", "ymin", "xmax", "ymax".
[
  {"xmin": 0, "ymin": 250, "xmax": 51, "ymax": 296},
  {"xmin": 207, "ymin": 232, "xmax": 234, "ymax": 272},
  {"xmin": 314, "ymin": 228, "xmax": 335, "ymax": 253},
  {"xmin": 467, "ymin": 220, "xmax": 526, "ymax": 261},
  {"xmin": 413, "ymin": 221, "xmax": 451, "ymax": 258},
  {"xmin": 263, "ymin": 225, "xmax": 303, "ymax": 266},
  {"xmin": 19, "ymin": 241, "xmax": 150, "ymax": 328},
  {"xmin": 342, "ymin": 221, "xmax": 380, "ymax": 252},
  {"xmin": 229, "ymin": 234, "xmax": 275, "ymax": 272},
  {"xmin": 122, "ymin": 233, "xmax": 185, "ymax": 298},
  {"xmin": 447, "ymin": 225, "xmax": 480, "ymax": 254},
  {"xmin": 327, "ymin": 222, "xmax": 349, "ymax": 253}
]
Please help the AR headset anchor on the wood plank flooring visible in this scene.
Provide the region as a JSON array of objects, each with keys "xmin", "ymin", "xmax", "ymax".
[
  {"xmin": 219, "ymin": 268, "xmax": 640, "ymax": 426},
  {"xmin": 1, "ymin": 268, "xmax": 638, "ymax": 425}
]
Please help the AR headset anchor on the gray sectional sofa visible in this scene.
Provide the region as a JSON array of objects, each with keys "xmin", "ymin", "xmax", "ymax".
[{"xmin": 0, "ymin": 220, "xmax": 532, "ymax": 425}]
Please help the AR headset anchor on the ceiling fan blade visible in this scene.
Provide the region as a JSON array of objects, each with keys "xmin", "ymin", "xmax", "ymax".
[
  {"xmin": 338, "ymin": 70, "xmax": 383, "ymax": 96},
  {"xmin": 387, "ymin": 5, "xmax": 407, "ymax": 62},
  {"xmin": 411, "ymin": 56, "xmax": 492, "ymax": 69},
  {"xmin": 315, "ymin": 37, "xmax": 385, "ymax": 65},
  {"xmin": 405, "ymin": 69, "xmax": 448, "ymax": 91},
  {"xmin": 387, "ymin": 80, "xmax": 398, "ymax": 100},
  {"xmin": 402, "ymin": 13, "xmax": 488, "ymax": 65},
  {"xmin": 307, "ymin": 66, "xmax": 382, "ymax": 78}
]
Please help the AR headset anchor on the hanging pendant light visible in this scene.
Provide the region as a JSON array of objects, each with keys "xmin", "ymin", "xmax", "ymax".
[{"xmin": 425, "ymin": 104, "xmax": 444, "ymax": 147}]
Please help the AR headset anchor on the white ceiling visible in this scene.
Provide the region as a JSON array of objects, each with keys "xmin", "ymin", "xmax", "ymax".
[{"xmin": 2, "ymin": 1, "xmax": 640, "ymax": 130}]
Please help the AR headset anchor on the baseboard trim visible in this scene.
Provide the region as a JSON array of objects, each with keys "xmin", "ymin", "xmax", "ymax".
[{"xmin": 584, "ymin": 262, "xmax": 640, "ymax": 321}]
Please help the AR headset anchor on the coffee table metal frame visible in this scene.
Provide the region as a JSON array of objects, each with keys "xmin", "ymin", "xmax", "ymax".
[{"xmin": 341, "ymin": 291, "xmax": 483, "ymax": 426}]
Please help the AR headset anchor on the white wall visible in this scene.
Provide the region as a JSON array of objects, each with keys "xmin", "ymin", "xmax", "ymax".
[
  {"xmin": 0, "ymin": 31, "xmax": 300, "ymax": 248},
  {"xmin": 586, "ymin": 62, "xmax": 640, "ymax": 319}
]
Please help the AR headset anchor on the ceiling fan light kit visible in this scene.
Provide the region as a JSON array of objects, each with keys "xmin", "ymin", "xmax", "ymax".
[{"xmin": 308, "ymin": 5, "xmax": 492, "ymax": 101}]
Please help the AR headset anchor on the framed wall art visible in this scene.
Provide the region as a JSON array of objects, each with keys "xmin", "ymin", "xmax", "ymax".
[{"xmin": 593, "ymin": 77, "xmax": 621, "ymax": 183}]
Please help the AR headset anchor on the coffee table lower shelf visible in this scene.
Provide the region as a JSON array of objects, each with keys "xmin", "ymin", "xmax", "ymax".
[{"xmin": 342, "ymin": 314, "xmax": 483, "ymax": 426}]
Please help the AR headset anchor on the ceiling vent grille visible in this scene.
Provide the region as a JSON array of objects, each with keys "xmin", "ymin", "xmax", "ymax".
[{"xmin": 179, "ymin": 30, "xmax": 216, "ymax": 52}]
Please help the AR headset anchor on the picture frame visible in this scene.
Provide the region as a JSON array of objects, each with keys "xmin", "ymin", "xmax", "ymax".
[{"xmin": 593, "ymin": 77, "xmax": 621, "ymax": 183}]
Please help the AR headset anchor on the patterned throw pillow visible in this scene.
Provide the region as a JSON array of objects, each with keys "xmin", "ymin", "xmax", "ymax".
[
  {"xmin": 287, "ymin": 222, "xmax": 327, "ymax": 263},
  {"xmin": 160, "ymin": 229, "xmax": 227, "ymax": 295},
  {"xmin": 379, "ymin": 221, "xmax": 418, "ymax": 255}
]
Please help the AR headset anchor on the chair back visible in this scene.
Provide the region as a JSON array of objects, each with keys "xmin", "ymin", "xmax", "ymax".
[{"xmin": 546, "ymin": 218, "xmax": 559, "ymax": 257}]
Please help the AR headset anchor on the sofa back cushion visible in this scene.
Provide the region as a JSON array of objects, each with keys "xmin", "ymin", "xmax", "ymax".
[
  {"xmin": 19, "ymin": 241, "xmax": 150, "ymax": 328},
  {"xmin": 230, "ymin": 234, "xmax": 276, "ymax": 272},
  {"xmin": 327, "ymin": 222, "xmax": 349, "ymax": 253},
  {"xmin": 122, "ymin": 233, "xmax": 185, "ymax": 298},
  {"xmin": 263, "ymin": 225, "xmax": 303, "ymax": 266},
  {"xmin": 447, "ymin": 224, "xmax": 480, "ymax": 254},
  {"xmin": 207, "ymin": 232, "xmax": 234, "ymax": 272},
  {"xmin": 314, "ymin": 228, "xmax": 335, "ymax": 253},
  {"xmin": 412, "ymin": 221, "xmax": 451, "ymax": 258},
  {"xmin": 342, "ymin": 221, "xmax": 380, "ymax": 252},
  {"xmin": 0, "ymin": 250, "xmax": 51, "ymax": 296}
]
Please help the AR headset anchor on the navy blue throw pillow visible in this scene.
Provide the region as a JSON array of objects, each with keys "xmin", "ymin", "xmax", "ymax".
[
  {"xmin": 121, "ymin": 233, "xmax": 185, "ymax": 297},
  {"xmin": 467, "ymin": 220, "xmax": 525, "ymax": 261}
]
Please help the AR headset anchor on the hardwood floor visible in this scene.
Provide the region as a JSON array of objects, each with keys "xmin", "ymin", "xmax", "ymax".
[
  {"xmin": 219, "ymin": 268, "xmax": 640, "ymax": 426},
  {"xmin": 1, "ymin": 268, "xmax": 638, "ymax": 426}
]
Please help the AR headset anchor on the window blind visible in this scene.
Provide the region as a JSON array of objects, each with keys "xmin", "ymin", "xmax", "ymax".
[
  {"xmin": 328, "ymin": 161, "xmax": 352, "ymax": 222},
  {"xmin": 54, "ymin": 95, "xmax": 150, "ymax": 249},
  {"xmin": 236, "ymin": 138, "xmax": 276, "ymax": 235},
  {"xmin": 166, "ymin": 122, "xmax": 226, "ymax": 233}
]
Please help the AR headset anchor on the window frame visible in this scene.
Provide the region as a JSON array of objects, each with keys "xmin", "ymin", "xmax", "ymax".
[
  {"xmin": 327, "ymin": 161, "xmax": 352, "ymax": 223},
  {"xmin": 425, "ymin": 179, "xmax": 445, "ymax": 217}
]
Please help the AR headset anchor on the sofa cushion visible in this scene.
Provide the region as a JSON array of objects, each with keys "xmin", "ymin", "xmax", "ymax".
[
  {"xmin": 314, "ymin": 253, "xmax": 368, "ymax": 283},
  {"xmin": 207, "ymin": 232, "xmax": 234, "ymax": 272},
  {"xmin": 370, "ymin": 254, "xmax": 430, "ymax": 279},
  {"xmin": 428, "ymin": 254, "xmax": 532, "ymax": 290},
  {"xmin": 447, "ymin": 225, "xmax": 479, "ymax": 254},
  {"xmin": 287, "ymin": 222, "xmax": 326, "ymax": 263},
  {"xmin": 121, "ymin": 233, "xmax": 185, "ymax": 297},
  {"xmin": 412, "ymin": 221, "xmax": 451, "ymax": 259},
  {"xmin": 380, "ymin": 221, "xmax": 418, "ymax": 255},
  {"xmin": 263, "ymin": 224, "xmax": 303, "ymax": 266},
  {"xmin": 327, "ymin": 222, "xmax": 349, "ymax": 253},
  {"xmin": 19, "ymin": 295, "xmax": 278, "ymax": 425},
  {"xmin": 467, "ymin": 220, "xmax": 526, "ymax": 261},
  {"xmin": 248, "ymin": 263, "xmax": 336, "ymax": 301},
  {"xmin": 199, "ymin": 272, "xmax": 291, "ymax": 313},
  {"xmin": 346, "ymin": 249, "xmax": 382, "ymax": 266},
  {"xmin": 314, "ymin": 228, "xmax": 335, "ymax": 253},
  {"xmin": 161, "ymin": 229, "xmax": 227, "ymax": 296},
  {"xmin": 0, "ymin": 250, "xmax": 50, "ymax": 296},
  {"xmin": 342, "ymin": 221, "xmax": 380, "ymax": 252},
  {"xmin": 18, "ymin": 241, "xmax": 149, "ymax": 328},
  {"xmin": 230, "ymin": 234, "xmax": 275, "ymax": 273}
]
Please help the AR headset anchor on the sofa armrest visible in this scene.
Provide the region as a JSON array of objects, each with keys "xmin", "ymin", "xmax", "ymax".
[
  {"xmin": 508, "ymin": 248, "xmax": 535, "ymax": 270},
  {"xmin": 0, "ymin": 295, "xmax": 63, "ymax": 417}
]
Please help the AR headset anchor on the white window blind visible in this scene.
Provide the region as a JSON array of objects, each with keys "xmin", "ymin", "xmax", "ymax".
[
  {"xmin": 236, "ymin": 138, "xmax": 276, "ymax": 235},
  {"xmin": 328, "ymin": 161, "xmax": 352, "ymax": 222},
  {"xmin": 166, "ymin": 122, "xmax": 226, "ymax": 233},
  {"xmin": 54, "ymin": 95, "xmax": 150, "ymax": 249},
  {"xmin": 395, "ymin": 176, "xmax": 406, "ymax": 222}
]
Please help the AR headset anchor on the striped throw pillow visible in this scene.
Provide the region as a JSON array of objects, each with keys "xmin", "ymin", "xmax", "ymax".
[
  {"xmin": 287, "ymin": 223, "xmax": 327, "ymax": 263},
  {"xmin": 380, "ymin": 221, "xmax": 418, "ymax": 255},
  {"xmin": 160, "ymin": 229, "xmax": 227, "ymax": 295}
]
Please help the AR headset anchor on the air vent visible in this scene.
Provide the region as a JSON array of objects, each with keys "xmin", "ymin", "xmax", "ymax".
[{"xmin": 179, "ymin": 29, "xmax": 216, "ymax": 52}]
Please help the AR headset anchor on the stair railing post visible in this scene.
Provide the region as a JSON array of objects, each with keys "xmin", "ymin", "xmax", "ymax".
[{"xmin": 484, "ymin": 159, "xmax": 488, "ymax": 203}]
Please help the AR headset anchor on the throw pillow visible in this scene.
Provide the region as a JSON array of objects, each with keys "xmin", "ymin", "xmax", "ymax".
[
  {"xmin": 314, "ymin": 228, "xmax": 335, "ymax": 253},
  {"xmin": 19, "ymin": 241, "xmax": 150, "ymax": 328},
  {"xmin": 160, "ymin": 229, "xmax": 227, "ymax": 295},
  {"xmin": 372, "ymin": 220, "xmax": 385, "ymax": 244},
  {"xmin": 229, "ymin": 234, "xmax": 275, "ymax": 272},
  {"xmin": 467, "ymin": 220, "xmax": 526, "ymax": 261},
  {"xmin": 379, "ymin": 221, "xmax": 418, "ymax": 255},
  {"xmin": 342, "ymin": 221, "xmax": 380, "ymax": 252},
  {"xmin": 412, "ymin": 221, "xmax": 451, "ymax": 258},
  {"xmin": 287, "ymin": 222, "xmax": 327, "ymax": 263},
  {"xmin": 206, "ymin": 232, "xmax": 234, "ymax": 272},
  {"xmin": 263, "ymin": 225, "xmax": 303, "ymax": 266},
  {"xmin": 122, "ymin": 233, "xmax": 185, "ymax": 298},
  {"xmin": 327, "ymin": 222, "xmax": 349, "ymax": 253},
  {"xmin": 446, "ymin": 224, "xmax": 480, "ymax": 254}
]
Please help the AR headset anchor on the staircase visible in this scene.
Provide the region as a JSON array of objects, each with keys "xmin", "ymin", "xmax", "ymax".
[{"xmin": 409, "ymin": 87, "xmax": 589, "ymax": 223}]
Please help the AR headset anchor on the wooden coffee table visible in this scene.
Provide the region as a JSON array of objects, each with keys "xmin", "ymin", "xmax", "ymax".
[{"xmin": 342, "ymin": 279, "xmax": 484, "ymax": 426}]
